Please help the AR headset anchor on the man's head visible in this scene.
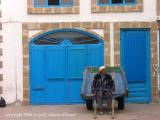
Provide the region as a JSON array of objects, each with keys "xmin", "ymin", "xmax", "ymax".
[{"xmin": 99, "ymin": 66, "xmax": 106, "ymax": 73}]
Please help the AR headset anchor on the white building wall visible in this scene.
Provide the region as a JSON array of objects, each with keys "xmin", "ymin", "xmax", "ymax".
[{"xmin": 1, "ymin": 0, "xmax": 157, "ymax": 103}]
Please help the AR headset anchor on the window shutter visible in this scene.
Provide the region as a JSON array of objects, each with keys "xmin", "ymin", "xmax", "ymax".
[
  {"xmin": 35, "ymin": 0, "xmax": 46, "ymax": 7},
  {"xmin": 48, "ymin": 0, "xmax": 60, "ymax": 5},
  {"xmin": 125, "ymin": 0, "xmax": 135, "ymax": 3},
  {"xmin": 98, "ymin": 0, "xmax": 109, "ymax": 4},
  {"xmin": 60, "ymin": 0, "xmax": 73, "ymax": 5},
  {"xmin": 112, "ymin": 0, "xmax": 123, "ymax": 4}
]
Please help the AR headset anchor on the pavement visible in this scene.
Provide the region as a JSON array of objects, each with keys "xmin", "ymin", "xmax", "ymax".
[{"xmin": 0, "ymin": 103, "xmax": 160, "ymax": 120}]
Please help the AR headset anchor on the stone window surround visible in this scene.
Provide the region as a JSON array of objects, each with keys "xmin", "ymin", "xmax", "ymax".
[
  {"xmin": 114, "ymin": 22, "xmax": 158, "ymax": 102},
  {"xmin": 22, "ymin": 22, "xmax": 110, "ymax": 104},
  {"xmin": 91, "ymin": 0, "xmax": 143, "ymax": 13},
  {"xmin": 22, "ymin": 22, "xmax": 158, "ymax": 104},
  {"xmin": 27, "ymin": 0, "xmax": 80, "ymax": 14}
]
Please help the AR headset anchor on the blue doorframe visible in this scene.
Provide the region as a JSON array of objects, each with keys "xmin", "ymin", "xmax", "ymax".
[
  {"xmin": 120, "ymin": 29, "xmax": 151, "ymax": 103},
  {"xmin": 29, "ymin": 29, "xmax": 104, "ymax": 104}
]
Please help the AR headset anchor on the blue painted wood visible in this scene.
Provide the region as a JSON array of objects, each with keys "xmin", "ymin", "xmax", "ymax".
[
  {"xmin": 34, "ymin": 0, "xmax": 46, "ymax": 7},
  {"xmin": 61, "ymin": 0, "xmax": 73, "ymax": 5},
  {"xmin": 126, "ymin": 97, "xmax": 150, "ymax": 103},
  {"xmin": 120, "ymin": 29, "xmax": 151, "ymax": 103},
  {"xmin": 29, "ymin": 29, "xmax": 104, "ymax": 104},
  {"xmin": 67, "ymin": 45, "xmax": 88, "ymax": 103},
  {"xmin": 34, "ymin": 0, "xmax": 73, "ymax": 8},
  {"xmin": 45, "ymin": 46, "xmax": 67, "ymax": 104},
  {"xmin": 129, "ymin": 88, "xmax": 146, "ymax": 92},
  {"xmin": 29, "ymin": 46, "xmax": 45, "ymax": 104},
  {"xmin": 128, "ymin": 92, "xmax": 145, "ymax": 97},
  {"xmin": 128, "ymin": 83, "xmax": 145, "ymax": 88},
  {"xmin": 87, "ymin": 44, "xmax": 104, "ymax": 66}
]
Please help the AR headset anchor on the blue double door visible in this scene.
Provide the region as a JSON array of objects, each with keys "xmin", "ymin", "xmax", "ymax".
[
  {"xmin": 121, "ymin": 29, "xmax": 151, "ymax": 103},
  {"xmin": 30, "ymin": 41, "xmax": 104, "ymax": 104}
]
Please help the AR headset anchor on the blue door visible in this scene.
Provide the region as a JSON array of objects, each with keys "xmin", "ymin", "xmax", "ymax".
[
  {"xmin": 120, "ymin": 29, "xmax": 151, "ymax": 103},
  {"xmin": 29, "ymin": 29, "xmax": 104, "ymax": 104}
]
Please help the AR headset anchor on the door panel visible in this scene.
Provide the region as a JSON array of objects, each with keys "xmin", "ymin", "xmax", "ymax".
[
  {"xmin": 30, "ymin": 46, "xmax": 45, "ymax": 104},
  {"xmin": 121, "ymin": 29, "xmax": 150, "ymax": 103},
  {"xmin": 121, "ymin": 31, "xmax": 146, "ymax": 82},
  {"xmin": 88, "ymin": 44, "xmax": 104, "ymax": 66},
  {"xmin": 46, "ymin": 46, "xmax": 66, "ymax": 79},
  {"xmin": 67, "ymin": 45, "xmax": 87, "ymax": 103},
  {"xmin": 45, "ymin": 46, "xmax": 66, "ymax": 104}
]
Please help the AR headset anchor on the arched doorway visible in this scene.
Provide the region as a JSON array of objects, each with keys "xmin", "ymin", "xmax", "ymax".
[{"xmin": 29, "ymin": 29, "xmax": 104, "ymax": 104}]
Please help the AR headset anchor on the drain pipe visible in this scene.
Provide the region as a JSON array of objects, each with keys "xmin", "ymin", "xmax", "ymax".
[
  {"xmin": 14, "ymin": 29, "xmax": 19, "ymax": 105},
  {"xmin": 13, "ymin": 22, "xmax": 22, "ymax": 105}
]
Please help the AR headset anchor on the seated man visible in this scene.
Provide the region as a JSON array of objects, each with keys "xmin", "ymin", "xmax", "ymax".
[{"xmin": 92, "ymin": 66, "xmax": 115, "ymax": 114}]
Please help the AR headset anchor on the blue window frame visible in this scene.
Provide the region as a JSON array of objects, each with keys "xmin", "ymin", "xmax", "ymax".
[
  {"xmin": 34, "ymin": 0, "xmax": 73, "ymax": 8},
  {"xmin": 97, "ymin": 0, "xmax": 136, "ymax": 6}
]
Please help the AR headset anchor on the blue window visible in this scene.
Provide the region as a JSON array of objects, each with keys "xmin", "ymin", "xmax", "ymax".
[
  {"xmin": 34, "ymin": 0, "xmax": 73, "ymax": 7},
  {"xmin": 98, "ymin": 0, "xmax": 136, "ymax": 5}
]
